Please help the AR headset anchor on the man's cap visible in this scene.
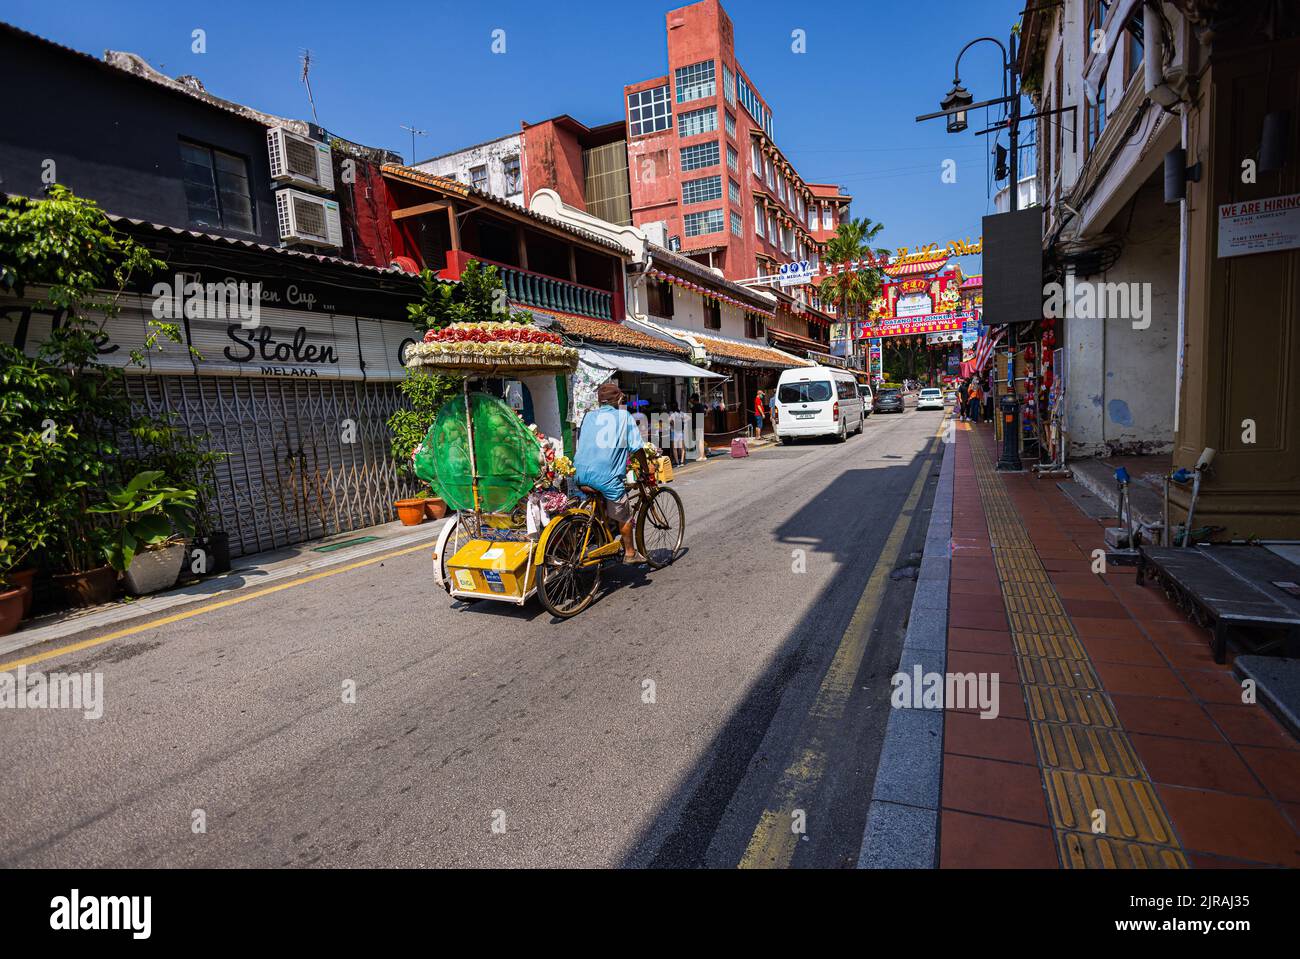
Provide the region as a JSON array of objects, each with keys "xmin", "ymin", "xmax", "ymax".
[{"xmin": 597, "ymin": 380, "xmax": 624, "ymax": 405}]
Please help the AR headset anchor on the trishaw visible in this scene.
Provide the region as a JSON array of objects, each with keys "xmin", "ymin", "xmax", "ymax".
[{"xmin": 406, "ymin": 320, "xmax": 685, "ymax": 619}]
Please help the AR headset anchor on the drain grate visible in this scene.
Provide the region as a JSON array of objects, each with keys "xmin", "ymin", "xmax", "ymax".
[{"xmin": 312, "ymin": 535, "xmax": 381, "ymax": 553}]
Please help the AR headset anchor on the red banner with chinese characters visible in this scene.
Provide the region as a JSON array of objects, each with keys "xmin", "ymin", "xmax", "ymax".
[{"xmin": 854, "ymin": 311, "xmax": 974, "ymax": 340}]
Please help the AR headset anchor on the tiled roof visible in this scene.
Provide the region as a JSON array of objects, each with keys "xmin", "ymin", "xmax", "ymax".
[
  {"xmin": 530, "ymin": 310, "xmax": 691, "ymax": 356},
  {"xmin": 106, "ymin": 214, "xmax": 417, "ymax": 277},
  {"xmin": 691, "ymin": 332, "xmax": 813, "ymax": 369},
  {"xmin": 645, "ymin": 243, "xmax": 775, "ymax": 312},
  {"xmin": 381, "ymin": 164, "xmax": 630, "ymax": 256},
  {"xmin": 883, "ymin": 256, "xmax": 951, "ymax": 278}
]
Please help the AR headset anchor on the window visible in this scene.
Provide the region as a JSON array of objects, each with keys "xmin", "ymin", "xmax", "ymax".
[
  {"xmin": 754, "ymin": 201, "xmax": 765, "ymax": 237},
  {"xmin": 727, "ymin": 145, "xmax": 738, "ymax": 171},
  {"xmin": 1124, "ymin": 27, "xmax": 1144, "ymax": 85},
  {"xmin": 502, "ymin": 156, "xmax": 521, "ymax": 194},
  {"xmin": 675, "ymin": 60, "xmax": 716, "ymax": 103},
  {"xmin": 728, "ymin": 178, "xmax": 740, "ymax": 203},
  {"xmin": 751, "ymin": 142, "xmax": 763, "ymax": 178},
  {"xmin": 1085, "ymin": 0, "xmax": 1107, "ymax": 61},
  {"xmin": 470, "ymin": 164, "xmax": 488, "ymax": 192},
  {"xmin": 179, "ymin": 140, "xmax": 255, "ymax": 232},
  {"xmin": 730, "ymin": 211, "xmax": 743, "ymax": 236},
  {"xmin": 682, "ymin": 175, "xmax": 723, "ymax": 205},
  {"xmin": 1087, "ymin": 82, "xmax": 1107, "ymax": 154},
  {"xmin": 628, "ymin": 85, "xmax": 672, "ymax": 136},
  {"xmin": 725, "ymin": 111, "xmax": 736, "ymax": 137},
  {"xmin": 684, "ymin": 208, "xmax": 724, "ymax": 236},
  {"xmin": 737, "ymin": 74, "xmax": 765, "ymax": 128},
  {"xmin": 822, "ymin": 205, "xmax": 833, "ymax": 230},
  {"xmin": 722, "ymin": 64, "xmax": 736, "ymax": 105},
  {"xmin": 809, "ymin": 207, "xmax": 817, "ymax": 230},
  {"xmin": 678, "ymin": 106, "xmax": 718, "ymax": 138},
  {"xmin": 745, "ymin": 312, "xmax": 764, "ymax": 339},
  {"xmin": 680, "ymin": 140, "xmax": 720, "ymax": 171},
  {"xmin": 797, "ymin": 195, "xmax": 804, "ymax": 218},
  {"xmin": 768, "ymin": 214, "xmax": 777, "ymax": 243},
  {"xmin": 766, "ymin": 159, "xmax": 774, "ymax": 188},
  {"xmin": 647, "ymin": 278, "xmax": 674, "ymax": 317},
  {"xmin": 704, "ymin": 298, "xmax": 722, "ymax": 329},
  {"xmin": 778, "ymin": 381, "xmax": 833, "ymax": 404}
]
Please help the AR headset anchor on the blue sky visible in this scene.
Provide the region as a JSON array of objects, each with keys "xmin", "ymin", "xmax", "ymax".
[{"xmin": 6, "ymin": 0, "xmax": 1028, "ymax": 272}]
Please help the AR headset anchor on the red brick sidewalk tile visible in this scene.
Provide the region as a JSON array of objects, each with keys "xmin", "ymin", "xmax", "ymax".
[
  {"xmin": 1079, "ymin": 634, "xmax": 1166, "ymax": 667},
  {"xmin": 1093, "ymin": 661, "xmax": 1193, "ymax": 699},
  {"xmin": 948, "ymin": 627, "xmax": 1015, "ymax": 655},
  {"xmin": 942, "ymin": 755, "xmax": 1050, "ymax": 825},
  {"xmin": 948, "ymin": 649, "xmax": 1020, "ymax": 680},
  {"xmin": 1073, "ymin": 617, "xmax": 1146, "ymax": 640},
  {"xmin": 1176, "ymin": 668, "xmax": 1247, "ymax": 704},
  {"xmin": 940, "ymin": 810, "xmax": 1060, "ymax": 868},
  {"xmin": 1110, "ymin": 694, "xmax": 1223, "ymax": 741},
  {"xmin": 1205, "ymin": 704, "xmax": 1298, "ymax": 750},
  {"xmin": 1156, "ymin": 785, "xmax": 1300, "ymax": 867},
  {"xmin": 944, "ymin": 712, "xmax": 1037, "ymax": 764},
  {"xmin": 1238, "ymin": 746, "xmax": 1300, "ymax": 802},
  {"xmin": 1129, "ymin": 733, "xmax": 1265, "ymax": 795},
  {"xmin": 1062, "ymin": 599, "xmax": 1130, "ymax": 620},
  {"xmin": 949, "ymin": 606, "xmax": 1009, "ymax": 632}
]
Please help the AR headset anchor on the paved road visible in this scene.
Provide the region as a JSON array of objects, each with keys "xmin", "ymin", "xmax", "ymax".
[{"xmin": 0, "ymin": 404, "xmax": 945, "ymax": 868}]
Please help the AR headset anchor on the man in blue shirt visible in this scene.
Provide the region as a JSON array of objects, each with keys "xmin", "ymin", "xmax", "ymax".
[{"xmin": 575, "ymin": 380, "xmax": 645, "ymax": 563}]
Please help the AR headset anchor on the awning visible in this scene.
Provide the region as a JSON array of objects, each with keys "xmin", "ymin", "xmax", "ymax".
[
  {"xmin": 767, "ymin": 328, "xmax": 827, "ymax": 353},
  {"xmin": 581, "ymin": 347, "xmax": 724, "ymax": 379}
]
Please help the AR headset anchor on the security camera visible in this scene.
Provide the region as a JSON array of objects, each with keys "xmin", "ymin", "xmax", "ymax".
[{"xmin": 1196, "ymin": 447, "xmax": 1216, "ymax": 471}]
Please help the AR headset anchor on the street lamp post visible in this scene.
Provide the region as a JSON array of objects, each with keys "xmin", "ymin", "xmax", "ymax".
[{"xmin": 916, "ymin": 32, "xmax": 1024, "ymax": 470}]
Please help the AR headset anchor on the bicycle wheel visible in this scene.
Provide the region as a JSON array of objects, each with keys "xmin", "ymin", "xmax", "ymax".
[
  {"xmin": 636, "ymin": 486, "xmax": 685, "ymax": 569},
  {"xmin": 437, "ymin": 512, "xmax": 475, "ymax": 596},
  {"xmin": 537, "ymin": 514, "xmax": 602, "ymax": 618}
]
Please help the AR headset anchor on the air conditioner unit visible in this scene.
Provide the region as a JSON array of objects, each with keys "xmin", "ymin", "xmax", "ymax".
[
  {"xmin": 276, "ymin": 188, "xmax": 342, "ymax": 249},
  {"xmin": 267, "ymin": 127, "xmax": 334, "ymax": 193}
]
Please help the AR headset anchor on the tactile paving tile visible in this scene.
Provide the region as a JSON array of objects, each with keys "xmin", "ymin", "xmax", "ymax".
[
  {"xmin": 1045, "ymin": 770, "xmax": 1178, "ymax": 845},
  {"xmin": 967, "ymin": 436, "xmax": 1187, "ymax": 869},
  {"xmin": 1016, "ymin": 655, "xmax": 1101, "ymax": 690},
  {"xmin": 1034, "ymin": 722, "xmax": 1143, "ymax": 777},
  {"xmin": 1059, "ymin": 832, "xmax": 1190, "ymax": 869}
]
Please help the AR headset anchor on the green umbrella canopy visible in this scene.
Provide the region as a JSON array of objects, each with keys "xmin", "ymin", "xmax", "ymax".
[{"xmin": 414, "ymin": 392, "xmax": 541, "ymax": 513}]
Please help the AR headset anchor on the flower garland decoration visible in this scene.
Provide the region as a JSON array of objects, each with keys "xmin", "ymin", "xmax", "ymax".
[
  {"xmin": 405, "ymin": 321, "xmax": 579, "ymax": 370},
  {"xmin": 648, "ymin": 269, "xmax": 775, "ymax": 320}
]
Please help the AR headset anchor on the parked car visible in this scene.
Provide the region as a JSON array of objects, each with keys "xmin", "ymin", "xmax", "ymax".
[
  {"xmin": 772, "ymin": 366, "xmax": 865, "ymax": 443},
  {"xmin": 916, "ymin": 387, "xmax": 945, "ymax": 411},
  {"xmin": 857, "ymin": 383, "xmax": 874, "ymax": 414},
  {"xmin": 873, "ymin": 387, "xmax": 905, "ymax": 413}
]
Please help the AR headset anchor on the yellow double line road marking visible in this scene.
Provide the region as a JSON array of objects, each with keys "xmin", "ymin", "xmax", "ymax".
[
  {"xmin": 738, "ymin": 424, "xmax": 944, "ymax": 869},
  {"xmin": 0, "ymin": 542, "xmax": 435, "ymax": 672}
]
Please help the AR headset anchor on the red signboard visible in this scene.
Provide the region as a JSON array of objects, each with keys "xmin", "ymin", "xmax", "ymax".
[{"xmin": 854, "ymin": 311, "xmax": 975, "ymax": 340}]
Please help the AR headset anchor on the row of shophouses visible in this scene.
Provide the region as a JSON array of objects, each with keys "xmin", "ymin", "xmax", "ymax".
[
  {"xmin": 0, "ymin": 7, "xmax": 847, "ymax": 560},
  {"xmin": 1010, "ymin": 0, "xmax": 1300, "ymax": 540}
]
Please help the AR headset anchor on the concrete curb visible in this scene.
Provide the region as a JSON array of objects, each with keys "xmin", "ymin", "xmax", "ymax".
[
  {"xmin": 0, "ymin": 520, "xmax": 447, "ymax": 659},
  {"xmin": 856, "ymin": 423, "xmax": 955, "ymax": 869}
]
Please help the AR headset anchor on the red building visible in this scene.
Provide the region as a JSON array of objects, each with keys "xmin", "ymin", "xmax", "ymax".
[{"xmin": 622, "ymin": 0, "xmax": 846, "ymax": 287}]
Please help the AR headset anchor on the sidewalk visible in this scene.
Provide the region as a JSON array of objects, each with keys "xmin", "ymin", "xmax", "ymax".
[{"xmin": 939, "ymin": 422, "xmax": 1300, "ymax": 868}]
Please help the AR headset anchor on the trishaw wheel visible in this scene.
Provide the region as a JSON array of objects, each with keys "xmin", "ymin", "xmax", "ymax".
[
  {"xmin": 637, "ymin": 487, "xmax": 685, "ymax": 570},
  {"xmin": 538, "ymin": 515, "xmax": 601, "ymax": 618},
  {"xmin": 437, "ymin": 512, "xmax": 478, "ymax": 600}
]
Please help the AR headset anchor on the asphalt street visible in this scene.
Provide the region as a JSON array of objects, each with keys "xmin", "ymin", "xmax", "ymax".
[{"xmin": 0, "ymin": 401, "xmax": 945, "ymax": 868}]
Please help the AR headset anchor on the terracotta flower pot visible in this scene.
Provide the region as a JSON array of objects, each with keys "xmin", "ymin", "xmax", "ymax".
[
  {"xmin": 0, "ymin": 586, "xmax": 29, "ymax": 636},
  {"xmin": 52, "ymin": 565, "xmax": 118, "ymax": 609},
  {"xmin": 424, "ymin": 498, "xmax": 447, "ymax": 520},
  {"xmin": 9, "ymin": 568, "xmax": 36, "ymax": 617},
  {"xmin": 395, "ymin": 498, "xmax": 427, "ymax": 526}
]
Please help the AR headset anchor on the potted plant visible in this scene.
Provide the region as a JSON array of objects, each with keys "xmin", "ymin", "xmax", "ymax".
[
  {"xmin": 89, "ymin": 470, "xmax": 197, "ymax": 595},
  {"xmin": 394, "ymin": 497, "xmax": 427, "ymax": 526},
  {"xmin": 0, "ymin": 539, "xmax": 31, "ymax": 636},
  {"xmin": 412, "ymin": 487, "xmax": 448, "ymax": 520},
  {"xmin": 1, "ymin": 186, "xmax": 165, "ymax": 608}
]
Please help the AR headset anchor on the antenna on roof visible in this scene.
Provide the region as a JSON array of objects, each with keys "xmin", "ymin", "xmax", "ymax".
[
  {"xmin": 400, "ymin": 124, "xmax": 428, "ymax": 164},
  {"xmin": 300, "ymin": 49, "xmax": 319, "ymax": 126}
]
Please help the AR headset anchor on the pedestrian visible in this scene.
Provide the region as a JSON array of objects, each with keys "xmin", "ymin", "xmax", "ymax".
[
  {"xmin": 668, "ymin": 401, "xmax": 686, "ymax": 466},
  {"xmin": 689, "ymin": 392, "xmax": 707, "ymax": 458},
  {"xmin": 957, "ymin": 379, "xmax": 970, "ymax": 422},
  {"xmin": 753, "ymin": 389, "xmax": 766, "ymax": 437},
  {"xmin": 968, "ymin": 380, "xmax": 982, "ymax": 424}
]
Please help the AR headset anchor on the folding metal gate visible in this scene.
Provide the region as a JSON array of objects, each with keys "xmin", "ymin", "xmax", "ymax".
[{"xmin": 126, "ymin": 375, "xmax": 414, "ymax": 558}]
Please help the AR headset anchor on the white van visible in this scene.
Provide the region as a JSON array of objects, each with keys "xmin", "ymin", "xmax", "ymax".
[{"xmin": 772, "ymin": 366, "xmax": 864, "ymax": 443}]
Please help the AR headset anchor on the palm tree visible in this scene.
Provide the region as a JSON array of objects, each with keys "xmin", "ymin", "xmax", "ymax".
[{"xmin": 816, "ymin": 217, "xmax": 890, "ymax": 347}]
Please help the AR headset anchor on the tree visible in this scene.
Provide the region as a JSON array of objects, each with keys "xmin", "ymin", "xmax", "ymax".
[{"xmin": 817, "ymin": 217, "xmax": 890, "ymax": 331}]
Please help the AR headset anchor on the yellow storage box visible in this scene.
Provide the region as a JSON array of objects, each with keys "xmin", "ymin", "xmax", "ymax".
[{"xmin": 446, "ymin": 539, "xmax": 536, "ymax": 599}]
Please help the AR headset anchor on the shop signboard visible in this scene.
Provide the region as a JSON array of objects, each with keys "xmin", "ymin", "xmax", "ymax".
[
  {"xmin": 1217, "ymin": 192, "xmax": 1300, "ymax": 258},
  {"xmin": 777, "ymin": 260, "xmax": 816, "ymax": 287},
  {"xmin": 854, "ymin": 310, "xmax": 973, "ymax": 340}
]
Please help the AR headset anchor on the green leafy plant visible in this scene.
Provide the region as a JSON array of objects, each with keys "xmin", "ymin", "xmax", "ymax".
[
  {"xmin": 0, "ymin": 185, "xmax": 166, "ymax": 575},
  {"xmin": 125, "ymin": 413, "xmax": 227, "ymax": 537},
  {"xmin": 88, "ymin": 470, "xmax": 197, "ymax": 573}
]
